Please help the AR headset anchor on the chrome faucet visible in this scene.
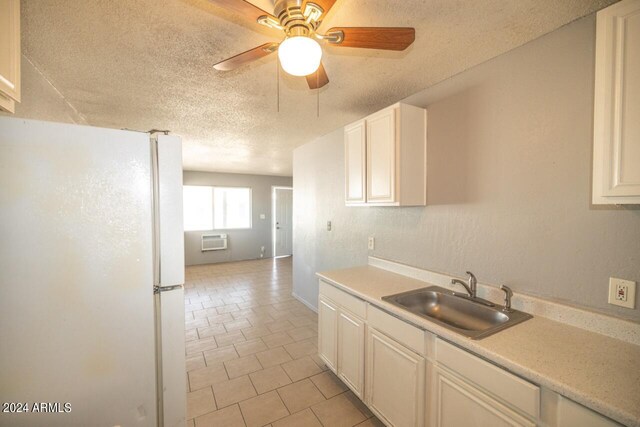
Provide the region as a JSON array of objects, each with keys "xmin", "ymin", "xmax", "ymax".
[
  {"xmin": 451, "ymin": 271, "xmax": 495, "ymax": 307},
  {"xmin": 500, "ymin": 285, "xmax": 513, "ymax": 312},
  {"xmin": 451, "ymin": 271, "xmax": 477, "ymax": 298}
]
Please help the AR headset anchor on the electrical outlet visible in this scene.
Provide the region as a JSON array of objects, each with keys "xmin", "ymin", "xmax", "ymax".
[
  {"xmin": 327, "ymin": 221, "xmax": 332, "ymax": 231},
  {"xmin": 368, "ymin": 237, "xmax": 375, "ymax": 250},
  {"xmin": 608, "ymin": 278, "xmax": 636, "ymax": 309}
]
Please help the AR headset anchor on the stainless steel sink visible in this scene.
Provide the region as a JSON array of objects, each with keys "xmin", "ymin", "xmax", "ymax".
[{"xmin": 382, "ymin": 286, "xmax": 532, "ymax": 339}]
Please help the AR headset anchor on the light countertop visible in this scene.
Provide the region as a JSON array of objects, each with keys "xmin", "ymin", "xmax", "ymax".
[{"xmin": 317, "ymin": 266, "xmax": 640, "ymax": 427}]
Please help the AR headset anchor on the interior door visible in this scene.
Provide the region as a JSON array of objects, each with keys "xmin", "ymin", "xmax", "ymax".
[
  {"xmin": 274, "ymin": 187, "xmax": 293, "ymax": 257},
  {"xmin": 0, "ymin": 117, "xmax": 157, "ymax": 426}
]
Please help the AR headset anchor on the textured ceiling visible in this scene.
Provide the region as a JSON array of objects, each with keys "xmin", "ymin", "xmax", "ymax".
[{"xmin": 21, "ymin": 0, "xmax": 614, "ymax": 175}]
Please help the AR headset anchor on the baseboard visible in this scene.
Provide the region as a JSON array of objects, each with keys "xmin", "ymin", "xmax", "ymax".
[
  {"xmin": 185, "ymin": 256, "xmax": 279, "ymax": 267},
  {"xmin": 292, "ymin": 291, "xmax": 318, "ymax": 313}
]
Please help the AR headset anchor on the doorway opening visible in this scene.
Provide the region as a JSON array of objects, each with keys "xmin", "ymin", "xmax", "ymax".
[{"xmin": 272, "ymin": 186, "xmax": 293, "ymax": 258}]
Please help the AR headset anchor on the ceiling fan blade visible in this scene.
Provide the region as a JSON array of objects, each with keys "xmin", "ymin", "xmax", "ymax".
[
  {"xmin": 327, "ymin": 27, "xmax": 415, "ymax": 51},
  {"xmin": 303, "ymin": 0, "xmax": 337, "ymax": 19},
  {"xmin": 306, "ymin": 62, "xmax": 329, "ymax": 89},
  {"xmin": 207, "ymin": 0, "xmax": 277, "ymax": 23},
  {"xmin": 214, "ymin": 42, "xmax": 279, "ymax": 71}
]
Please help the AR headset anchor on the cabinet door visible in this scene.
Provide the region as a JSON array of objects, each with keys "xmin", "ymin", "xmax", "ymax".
[
  {"xmin": 0, "ymin": 0, "xmax": 20, "ymax": 112},
  {"xmin": 366, "ymin": 107, "xmax": 397, "ymax": 203},
  {"xmin": 318, "ymin": 296, "xmax": 338, "ymax": 372},
  {"xmin": 433, "ymin": 367, "xmax": 535, "ymax": 427},
  {"xmin": 345, "ymin": 120, "xmax": 366, "ymax": 204},
  {"xmin": 593, "ymin": 0, "xmax": 640, "ymax": 204},
  {"xmin": 337, "ymin": 310, "xmax": 365, "ymax": 398},
  {"xmin": 366, "ymin": 328, "xmax": 425, "ymax": 427}
]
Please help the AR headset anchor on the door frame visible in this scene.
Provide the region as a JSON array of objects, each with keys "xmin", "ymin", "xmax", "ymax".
[{"xmin": 272, "ymin": 186, "xmax": 293, "ymax": 258}]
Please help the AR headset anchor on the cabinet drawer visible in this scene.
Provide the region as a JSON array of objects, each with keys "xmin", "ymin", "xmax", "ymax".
[
  {"xmin": 319, "ymin": 280, "xmax": 367, "ymax": 318},
  {"xmin": 553, "ymin": 395, "xmax": 621, "ymax": 427},
  {"xmin": 433, "ymin": 366, "xmax": 535, "ymax": 427},
  {"xmin": 368, "ymin": 305, "xmax": 425, "ymax": 355},
  {"xmin": 435, "ymin": 338, "xmax": 539, "ymax": 419}
]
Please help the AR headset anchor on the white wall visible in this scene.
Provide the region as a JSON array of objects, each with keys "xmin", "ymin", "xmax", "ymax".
[
  {"xmin": 293, "ymin": 14, "xmax": 640, "ymax": 321},
  {"xmin": 183, "ymin": 171, "xmax": 292, "ymax": 266}
]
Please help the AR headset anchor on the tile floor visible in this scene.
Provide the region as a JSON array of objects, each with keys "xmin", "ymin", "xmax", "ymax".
[{"xmin": 184, "ymin": 257, "xmax": 383, "ymax": 427}]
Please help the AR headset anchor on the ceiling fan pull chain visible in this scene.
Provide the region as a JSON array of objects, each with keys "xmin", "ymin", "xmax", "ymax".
[
  {"xmin": 316, "ymin": 71, "xmax": 319, "ymax": 118},
  {"xmin": 277, "ymin": 58, "xmax": 280, "ymax": 113}
]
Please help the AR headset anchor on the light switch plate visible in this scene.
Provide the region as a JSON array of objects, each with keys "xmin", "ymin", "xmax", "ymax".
[{"xmin": 608, "ymin": 277, "xmax": 636, "ymax": 309}]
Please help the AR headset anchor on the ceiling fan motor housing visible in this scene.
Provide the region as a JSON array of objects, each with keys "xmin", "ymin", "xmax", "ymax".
[{"xmin": 273, "ymin": 0, "xmax": 322, "ymax": 37}]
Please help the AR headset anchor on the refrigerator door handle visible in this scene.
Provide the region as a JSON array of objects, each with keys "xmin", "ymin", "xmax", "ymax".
[{"xmin": 153, "ymin": 284, "xmax": 183, "ymax": 294}]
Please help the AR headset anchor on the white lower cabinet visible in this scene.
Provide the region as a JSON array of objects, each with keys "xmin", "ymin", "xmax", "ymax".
[
  {"xmin": 366, "ymin": 327, "xmax": 426, "ymax": 427},
  {"xmin": 318, "ymin": 296, "xmax": 338, "ymax": 372},
  {"xmin": 337, "ymin": 310, "xmax": 365, "ymax": 398},
  {"xmin": 432, "ymin": 366, "xmax": 534, "ymax": 427},
  {"xmin": 318, "ymin": 282, "xmax": 367, "ymax": 398},
  {"xmin": 318, "ymin": 281, "xmax": 621, "ymax": 427}
]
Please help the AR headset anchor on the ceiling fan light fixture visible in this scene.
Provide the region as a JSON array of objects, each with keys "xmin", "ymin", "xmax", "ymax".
[{"xmin": 278, "ymin": 36, "xmax": 322, "ymax": 77}]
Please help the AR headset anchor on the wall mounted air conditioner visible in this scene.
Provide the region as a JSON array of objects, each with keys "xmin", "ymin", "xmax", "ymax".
[{"xmin": 201, "ymin": 234, "xmax": 228, "ymax": 251}]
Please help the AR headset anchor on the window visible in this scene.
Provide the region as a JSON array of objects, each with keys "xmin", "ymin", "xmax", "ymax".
[
  {"xmin": 183, "ymin": 186, "xmax": 213, "ymax": 231},
  {"xmin": 213, "ymin": 187, "xmax": 252, "ymax": 229},
  {"xmin": 183, "ymin": 185, "xmax": 252, "ymax": 231}
]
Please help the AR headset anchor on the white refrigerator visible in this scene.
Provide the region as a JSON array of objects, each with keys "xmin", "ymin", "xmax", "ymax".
[{"xmin": 0, "ymin": 117, "xmax": 187, "ymax": 427}]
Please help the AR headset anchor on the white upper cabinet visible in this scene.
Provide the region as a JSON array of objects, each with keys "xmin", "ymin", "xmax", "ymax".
[
  {"xmin": 593, "ymin": 0, "xmax": 640, "ymax": 204},
  {"xmin": 367, "ymin": 107, "xmax": 397, "ymax": 203},
  {"xmin": 345, "ymin": 102, "xmax": 427, "ymax": 206},
  {"xmin": 345, "ymin": 120, "xmax": 367, "ymax": 204},
  {"xmin": 0, "ymin": 0, "xmax": 21, "ymax": 113}
]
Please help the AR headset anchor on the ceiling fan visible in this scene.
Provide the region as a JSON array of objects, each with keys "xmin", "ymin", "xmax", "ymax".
[{"xmin": 210, "ymin": 0, "xmax": 416, "ymax": 89}]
